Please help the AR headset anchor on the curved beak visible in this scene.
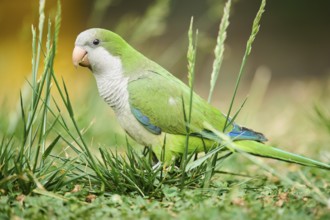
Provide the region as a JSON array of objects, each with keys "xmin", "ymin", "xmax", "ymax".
[{"xmin": 72, "ymin": 46, "xmax": 90, "ymax": 68}]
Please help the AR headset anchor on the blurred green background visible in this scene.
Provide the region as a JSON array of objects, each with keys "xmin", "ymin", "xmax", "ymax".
[{"xmin": 0, "ymin": 0, "xmax": 329, "ymax": 151}]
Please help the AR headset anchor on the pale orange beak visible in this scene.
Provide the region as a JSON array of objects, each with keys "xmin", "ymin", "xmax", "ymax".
[{"xmin": 72, "ymin": 46, "xmax": 90, "ymax": 68}]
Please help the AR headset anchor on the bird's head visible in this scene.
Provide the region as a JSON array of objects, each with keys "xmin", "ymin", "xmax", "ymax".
[{"xmin": 72, "ymin": 28, "xmax": 128, "ymax": 73}]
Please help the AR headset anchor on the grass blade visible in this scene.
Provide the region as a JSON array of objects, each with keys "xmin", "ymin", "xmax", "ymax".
[
  {"xmin": 42, "ymin": 135, "xmax": 61, "ymax": 160},
  {"xmin": 208, "ymin": 0, "xmax": 231, "ymax": 103},
  {"xmin": 181, "ymin": 17, "xmax": 198, "ymax": 187},
  {"xmin": 224, "ymin": 0, "xmax": 266, "ymax": 130}
]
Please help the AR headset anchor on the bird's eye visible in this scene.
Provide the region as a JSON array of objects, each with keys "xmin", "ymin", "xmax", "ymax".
[{"xmin": 93, "ymin": 39, "xmax": 100, "ymax": 45}]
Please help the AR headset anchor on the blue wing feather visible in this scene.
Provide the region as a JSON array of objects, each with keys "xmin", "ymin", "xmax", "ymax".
[
  {"xmin": 228, "ymin": 124, "xmax": 267, "ymax": 142},
  {"xmin": 131, "ymin": 106, "xmax": 162, "ymax": 135}
]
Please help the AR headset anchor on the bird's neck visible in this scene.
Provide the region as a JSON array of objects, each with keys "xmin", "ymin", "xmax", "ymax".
[{"xmin": 92, "ymin": 54, "xmax": 129, "ymax": 113}]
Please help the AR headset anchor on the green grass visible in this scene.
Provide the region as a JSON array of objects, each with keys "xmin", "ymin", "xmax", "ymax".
[
  {"xmin": 0, "ymin": 0, "xmax": 330, "ymax": 219},
  {"xmin": 1, "ymin": 169, "xmax": 330, "ymax": 219}
]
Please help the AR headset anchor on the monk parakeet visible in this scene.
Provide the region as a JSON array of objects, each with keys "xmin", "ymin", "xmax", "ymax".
[{"xmin": 72, "ymin": 28, "xmax": 329, "ymax": 169}]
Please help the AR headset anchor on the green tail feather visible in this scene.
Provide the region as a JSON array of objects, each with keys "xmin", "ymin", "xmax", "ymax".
[{"xmin": 234, "ymin": 140, "xmax": 330, "ymax": 170}]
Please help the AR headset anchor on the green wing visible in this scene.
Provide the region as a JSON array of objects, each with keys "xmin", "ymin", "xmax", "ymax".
[{"xmin": 127, "ymin": 70, "xmax": 228, "ymax": 135}]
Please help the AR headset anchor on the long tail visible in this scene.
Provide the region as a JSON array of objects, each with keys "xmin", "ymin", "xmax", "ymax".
[{"xmin": 234, "ymin": 140, "xmax": 330, "ymax": 170}]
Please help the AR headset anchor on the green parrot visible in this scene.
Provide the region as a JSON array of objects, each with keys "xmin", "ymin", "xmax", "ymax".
[{"xmin": 72, "ymin": 28, "xmax": 329, "ymax": 169}]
